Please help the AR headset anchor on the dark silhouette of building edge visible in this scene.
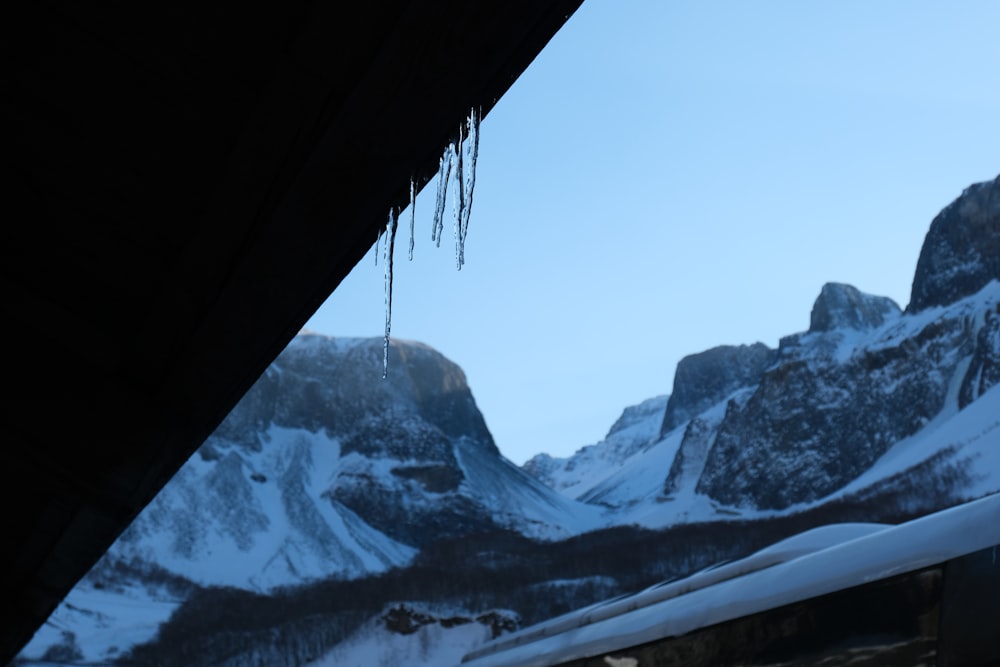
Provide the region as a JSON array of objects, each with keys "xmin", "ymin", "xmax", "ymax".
[{"xmin": 0, "ymin": 2, "xmax": 584, "ymax": 661}]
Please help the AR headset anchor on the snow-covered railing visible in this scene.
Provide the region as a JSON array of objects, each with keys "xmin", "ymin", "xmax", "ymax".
[
  {"xmin": 460, "ymin": 492, "xmax": 1000, "ymax": 667},
  {"xmin": 462, "ymin": 522, "xmax": 886, "ymax": 663}
]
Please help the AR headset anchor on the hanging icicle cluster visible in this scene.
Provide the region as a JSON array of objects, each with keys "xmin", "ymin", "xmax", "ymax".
[
  {"xmin": 430, "ymin": 108, "xmax": 480, "ymax": 269},
  {"xmin": 380, "ymin": 107, "xmax": 481, "ymax": 377}
]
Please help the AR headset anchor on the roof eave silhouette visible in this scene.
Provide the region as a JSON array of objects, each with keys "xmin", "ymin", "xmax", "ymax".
[{"xmin": 1, "ymin": 1, "xmax": 582, "ymax": 660}]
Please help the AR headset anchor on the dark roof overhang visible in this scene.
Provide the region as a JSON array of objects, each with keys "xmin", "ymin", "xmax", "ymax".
[{"xmin": 0, "ymin": 1, "xmax": 582, "ymax": 659}]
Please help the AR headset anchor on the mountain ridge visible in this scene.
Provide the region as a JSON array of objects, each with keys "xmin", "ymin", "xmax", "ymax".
[{"xmin": 529, "ymin": 175, "xmax": 1000, "ymax": 516}]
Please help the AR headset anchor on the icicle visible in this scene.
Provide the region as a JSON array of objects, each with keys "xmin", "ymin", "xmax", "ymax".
[
  {"xmin": 369, "ymin": 107, "xmax": 481, "ymax": 378},
  {"xmin": 382, "ymin": 208, "xmax": 398, "ymax": 379},
  {"xmin": 454, "ymin": 120, "xmax": 465, "ymax": 270},
  {"xmin": 407, "ymin": 177, "xmax": 416, "ymax": 261},
  {"xmin": 457, "ymin": 107, "xmax": 480, "ymax": 269},
  {"xmin": 432, "ymin": 145, "xmax": 453, "ymax": 247}
]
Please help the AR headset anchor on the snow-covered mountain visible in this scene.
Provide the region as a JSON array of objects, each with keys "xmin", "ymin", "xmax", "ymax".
[
  {"xmin": 18, "ymin": 175, "xmax": 1000, "ymax": 666},
  {"xmin": 529, "ymin": 176, "xmax": 1000, "ymax": 525},
  {"xmin": 525, "ymin": 178, "xmax": 1000, "ymax": 526},
  {"xmin": 111, "ymin": 336, "xmax": 604, "ymax": 592},
  {"xmin": 551, "ymin": 283, "xmax": 1000, "ymax": 527}
]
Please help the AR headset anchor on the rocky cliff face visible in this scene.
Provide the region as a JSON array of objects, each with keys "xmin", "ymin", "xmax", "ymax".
[
  {"xmin": 909, "ymin": 175, "xmax": 1000, "ymax": 312},
  {"xmin": 697, "ymin": 176, "xmax": 1000, "ymax": 509},
  {"xmin": 696, "ymin": 285, "xmax": 985, "ymax": 509},
  {"xmin": 211, "ymin": 336, "xmax": 495, "ymax": 456},
  {"xmin": 959, "ymin": 305, "xmax": 1000, "ymax": 409},
  {"xmin": 659, "ymin": 344, "xmax": 776, "ymax": 437},
  {"xmin": 809, "ymin": 282, "xmax": 901, "ymax": 333}
]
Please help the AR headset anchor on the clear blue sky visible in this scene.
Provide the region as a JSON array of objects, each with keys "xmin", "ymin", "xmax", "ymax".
[{"xmin": 305, "ymin": 0, "xmax": 1000, "ymax": 465}]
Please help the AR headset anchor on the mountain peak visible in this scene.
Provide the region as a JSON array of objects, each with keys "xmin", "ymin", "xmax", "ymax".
[
  {"xmin": 908, "ymin": 175, "xmax": 1000, "ymax": 312},
  {"xmin": 808, "ymin": 283, "xmax": 901, "ymax": 333},
  {"xmin": 606, "ymin": 395, "xmax": 669, "ymax": 439},
  {"xmin": 220, "ymin": 334, "xmax": 497, "ymax": 455}
]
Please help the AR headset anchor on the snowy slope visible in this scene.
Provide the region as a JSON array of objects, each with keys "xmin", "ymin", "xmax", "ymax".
[
  {"xmin": 20, "ymin": 581, "xmax": 182, "ymax": 664},
  {"xmin": 582, "ymin": 395, "xmax": 744, "ymax": 527},
  {"xmin": 522, "ymin": 395, "xmax": 668, "ymax": 500},
  {"xmin": 112, "ymin": 425, "xmax": 418, "ymax": 591},
  {"xmin": 827, "ymin": 379, "xmax": 1000, "ymax": 504},
  {"xmin": 453, "ymin": 436, "xmax": 605, "ymax": 539},
  {"xmin": 304, "ymin": 605, "xmax": 517, "ymax": 667}
]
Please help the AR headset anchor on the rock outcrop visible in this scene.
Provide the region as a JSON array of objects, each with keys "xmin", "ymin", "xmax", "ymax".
[
  {"xmin": 659, "ymin": 344, "xmax": 776, "ymax": 436},
  {"xmin": 213, "ymin": 336, "xmax": 495, "ymax": 455},
  {"xmin": 809, "ymin": 282, "xmax": 901, "ymax": 333},
  {"xmin": 909, "ymin": 175, "xmax": 1000, "ymax": 312}
]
